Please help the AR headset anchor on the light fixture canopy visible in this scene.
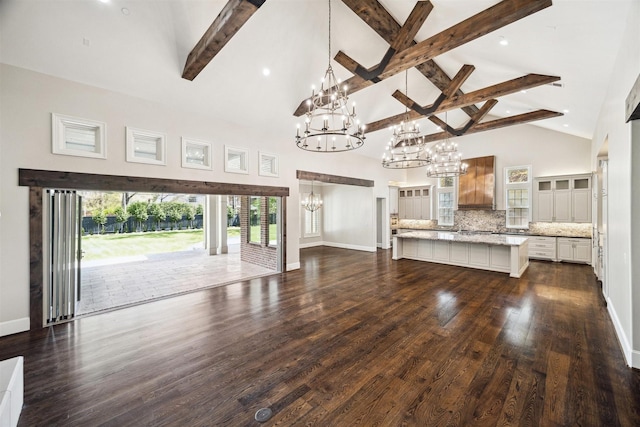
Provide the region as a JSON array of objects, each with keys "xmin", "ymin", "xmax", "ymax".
[
  {"xmin": 301, "ymin": 181, "xmax": 323, "ymax": 212},
  {"xmin": 295, "ymin": 0, "xmax": 365, "ymax": 152}
]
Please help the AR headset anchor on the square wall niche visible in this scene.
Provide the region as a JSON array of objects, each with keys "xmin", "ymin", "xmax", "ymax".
[
  {"xmin": 182, "ymin": 138, "xmax": 212, "ymax": 170},
  {"xmin": 126, "ymin": 127, "xmax": 166, "ymax": 165},
  {"xmin": 52, "ymin": 113, "xmax": 107, "ymax": 159}
]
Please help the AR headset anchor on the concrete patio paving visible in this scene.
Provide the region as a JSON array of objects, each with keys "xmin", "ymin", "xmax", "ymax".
[{"xmin": 77, "ymin": 244, "xmax": 276, "ymax": 315}]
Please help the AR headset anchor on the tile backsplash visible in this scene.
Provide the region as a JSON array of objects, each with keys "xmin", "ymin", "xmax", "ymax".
[{"xmin": 397, "ymin": 210, "xmax": 592, "ymax": 238}]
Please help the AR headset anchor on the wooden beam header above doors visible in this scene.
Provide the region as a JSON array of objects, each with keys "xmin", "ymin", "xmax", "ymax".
[
  {"xmin": 296, "ymin": 170, "xmax": 374, "ymax": 188},
  {"xmin": 18, "ymin": 169, "xmax": 289, "ymax": 197}
]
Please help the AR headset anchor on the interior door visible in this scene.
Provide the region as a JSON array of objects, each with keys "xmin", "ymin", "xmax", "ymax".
[{"xmin": 44, "ymin": 189, "xmax": 82, "ymax": 325}]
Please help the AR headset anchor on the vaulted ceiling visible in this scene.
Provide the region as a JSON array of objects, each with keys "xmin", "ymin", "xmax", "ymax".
[{"xmin": 0, "ymin": 0, "xmax": 634, "ymax": 159}]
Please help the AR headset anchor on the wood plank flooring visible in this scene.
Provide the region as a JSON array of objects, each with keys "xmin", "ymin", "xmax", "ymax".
[{"xmin": 1, "ymin": 246, "xmax": 639, "ymax": 426}]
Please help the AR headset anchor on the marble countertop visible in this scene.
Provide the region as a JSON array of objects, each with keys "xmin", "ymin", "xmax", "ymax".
[{"xmin": 395, "ymin": 230, "xmax": 529, "ymax": 246}]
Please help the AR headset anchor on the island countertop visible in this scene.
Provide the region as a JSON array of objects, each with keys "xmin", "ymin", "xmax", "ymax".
[{"xmin": 396, "ymin": 230, "xmax": 528, "ymax": 247}]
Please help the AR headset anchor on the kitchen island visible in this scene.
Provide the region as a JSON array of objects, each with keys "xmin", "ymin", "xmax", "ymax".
[{"xmin": 393, "ymin": 231, "xmax": 529, "ymax": 278}]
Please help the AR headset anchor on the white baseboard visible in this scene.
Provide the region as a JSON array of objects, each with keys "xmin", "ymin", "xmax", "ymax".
[
  {"xmin": 606, "ymin": 297, "xmax": 634, "ymax": 367},
  {"xmin": 286, "ymin": 262, "xmax": 300, "ymax": 271},
  {"xmin": 299, "ymin": 241, "xmax": 324, "ymax": 249},
  {"xmin": 0, "ymin": 318, "xmax": 30, "ymax": 337},
  {"xmin": 322, "ymin": 241, "xmax": 377, "ymax": 253}
]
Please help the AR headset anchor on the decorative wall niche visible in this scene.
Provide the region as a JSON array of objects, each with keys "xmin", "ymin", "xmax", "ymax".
[
  {"xmin": 126, "ymin": 127, "xmax": 166, "ymax": 165},
  {"xmin": 258, "ymin": 151, "xmax": 279, "ymax": 177},
  {"xmin": 225, "ymin": 145, "xmax": 249, "ymax": 174},
  {"xmin": 51, "ymin": 113, "xmax": 107, "ymax": 159},
  {"xmin": 181, "ymin": 138, "xmax": 212, "ymax": 170}
]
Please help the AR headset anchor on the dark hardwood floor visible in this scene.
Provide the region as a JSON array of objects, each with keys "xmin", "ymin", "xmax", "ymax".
[{"xmin": 2, "ymin": 247, "xmax": 639, "ymax": 426}]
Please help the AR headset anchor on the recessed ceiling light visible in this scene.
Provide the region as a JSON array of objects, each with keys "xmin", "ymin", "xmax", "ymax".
[
  {"xmin": 506, "ymin": 110, "xmax": 511, "ymax": 114},
  {"xmin": 520, "ymin": 90, "xmax": 527, "ymax": 94},
  {"xmin": 121, "ymin": 7, "xmax": 130, "ymax": 15},
  {"xmin": 499, "ymin": 36, "xmax": 509, "ymax": 46},
  {"xmin": 563, "ymin": 109, "xmax": 570, "ymax": 113},
  {"xmin": 262, "ymin": 68, "xmax": 270, "ymax": 77},
  {"xmin": 98, "ymin": 0, "xmax": 110, "ymax": 3},
  {"xmin": 563, "ymin": 124, "xmax": 569, "ymax": 127}
]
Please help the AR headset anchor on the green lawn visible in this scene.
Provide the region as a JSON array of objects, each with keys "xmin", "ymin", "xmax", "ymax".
[
  {"xmin": 81, "ymin": 225, "xmax": 278, "ymax": 261},
  {"xmin": 81, "ymin": 229, "xmax": 204, "ymax": 261}
]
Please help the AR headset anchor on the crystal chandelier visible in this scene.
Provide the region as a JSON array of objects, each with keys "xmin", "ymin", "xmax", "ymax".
[
  {"xmin": 382, "ymin": 71, "xmax": 429, "ymax": 168},
  {"xmin": 301, "ymin": 181, "xmax": 323, "ymax": 212},
  {"xmin": 425, "ymin": 114, "xmax": 468, "ymax": 177},
  {"xmin": 295, "ymin": 0, "xmax": 365, "ymax": 152}
]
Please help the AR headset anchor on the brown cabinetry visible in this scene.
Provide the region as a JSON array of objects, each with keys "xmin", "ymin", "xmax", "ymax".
[{"xmin": 458, "ymin": 155, "xmax": 495, "ymax": 209}]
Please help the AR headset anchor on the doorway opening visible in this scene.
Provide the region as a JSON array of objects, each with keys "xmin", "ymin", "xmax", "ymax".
[
  {"xmin": 21, "ymin": 168, "xmax": 290, "ymax": 329},
  {"xmin": 71, "ymin": 191, "xmax": 276, "ymax": 316}
]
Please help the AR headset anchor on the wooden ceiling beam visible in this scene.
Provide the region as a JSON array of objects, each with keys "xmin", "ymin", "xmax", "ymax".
[
  {"xmin": 418, "ymin": 110, "xmax": 564, "ymax": 143},
  {"xmin": 182, "ymin": 0, "xmax": 266, "ymax": 81},
  {"xmin": 368, "ymin": 73, "xmax": 560, "ymax": 133},
  {"xmin": 391, "ymin": 1, "xmax": 434, "ymax": 51},
  {"xmin": 427, "ymin": 99, "xmax": 498, "ymax": 138},
  {"xmin": 295, "ymin": 0, "xmax": 550, "ymax": 116},
  {"xmin": 392, "ymin": 64, "xmax": 475, "ymax": 116},
  {"xmin": 347, "ymin": 1, "xmax": 434, "ymax": 82}
]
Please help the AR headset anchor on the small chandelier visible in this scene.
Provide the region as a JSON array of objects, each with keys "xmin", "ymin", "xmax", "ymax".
[
  {"xmin": 301, "ymin": 181, "xmax": 323, "ymax": 212},
  {"xmin": 295, "ymin": 0, "xmax": 365, "ymax": 152},
  {"xmin": 425, "ymin": 113, "xmax": 468, "ymax": 177},
  {"xmin": 382, "ymin": 72, "xmax": 429, "ymax": 168}
]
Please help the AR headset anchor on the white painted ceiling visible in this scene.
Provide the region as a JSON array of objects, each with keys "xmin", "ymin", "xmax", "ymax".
[{"xmin": 0, "ymin": 0, "xmax": 633, "ymax": 159}]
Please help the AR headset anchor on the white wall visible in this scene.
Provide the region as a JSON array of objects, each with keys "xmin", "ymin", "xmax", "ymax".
[
  {"xmin": 590, "ymin": 0, "xmax": 640, "ymax": 367},
  {"xmin": 405, "ymin": 122, "xmax": 592, "ymax": 211},
  {"xmin": 0, "ymin": 64, "xmax": 403, "ymax": 335},
  {"xmin": 322, "ymin": 184, "xmax": 376, "ymax": 252}
]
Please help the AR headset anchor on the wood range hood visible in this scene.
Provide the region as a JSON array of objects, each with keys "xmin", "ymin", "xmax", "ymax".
[{"xmin": 458, "ymin": 155, "xmax": 496, "ymax": 210}]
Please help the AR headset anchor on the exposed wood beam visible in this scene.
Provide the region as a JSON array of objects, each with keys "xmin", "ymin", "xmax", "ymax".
[
  {"xmin": 391, "ymin": 65, "xmax": 475, "ymax": 116},
  {"xmin": 182, "ymin": 0, "xmax": 266, "ymax": 81},
  {"xmin": 427, "ymin": 99, "xmax": 498, "ymax": 138},
  {"xmin": 295, "ymin": 0, "xmax": 550, "ymax": 116},
  {"xmin": 18, "ymin": 169, "xmax": 289, "ymax": 197},
  {"xmin": 626, "ymin": 73, "xmax": 640, "ymax": 122},
  {"xmin": 339, "ymin": 0, "xmax": 480, "ymax": 116},
  {"xmin": 391, "ymin": 1, "xmax": 434, "ymax": 51},
  {"xmin": 296, "ymin": 170, "xmax": 374, "ymax": 188},
  {"xmin": 368, "ymin": 73, "xmax": 560, "ymax": 133},
  {"xmin": 418, "ymin": 110, "xmax": 564, "ymax": 143}
]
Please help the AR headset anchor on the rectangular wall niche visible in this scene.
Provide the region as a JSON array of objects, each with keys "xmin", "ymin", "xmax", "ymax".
[
  {"xmin": 182, "ymin": 138, "xmax": 212, "ymax": 170},
  {"xmin": 52, "ymin": 113, "xmax": 107, "ymax": 159},
  {"xmin": 259, "ymin": 151, "xmax": 279, "ymax": 177},
  {"xmin": 225, "ymin": 145, "xmax": 249, "ymax": 174},
  {"xmin": 126, "ymin": 127, "xmax": 166, "ymax": 165}
]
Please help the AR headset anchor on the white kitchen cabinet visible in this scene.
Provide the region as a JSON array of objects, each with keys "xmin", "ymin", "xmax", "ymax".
[
  {"xmin": 389, "ymin": 186, "xmax": 399, "ymax": 215},
  {"xmin": 526, "ymin": 236, "xmax": 557, "ymax": 261},
  {"xmin": 450, "ymin": 242, "xmax": 469, "ymax": 263},
  {"xmin": 533, "ymin": 174, "xmax": 591, "ymax": 223},
  {"xmin": 557, "ymin": 237, "xmax": 591, "ymax": 264},
  {"xmin": 398, "ymin": 185, "xmax": 432, "ymax": 220},
  {"xmin": 468, "ymin": 244, "xmax": 490, "ymax": 267}
]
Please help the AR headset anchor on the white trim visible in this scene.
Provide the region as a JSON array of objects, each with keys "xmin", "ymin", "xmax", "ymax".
[
  {"xmin": 52, "ymin": 113, "xmax": 107, "ymax": 159},
  {"xmin": 0, "ymin": 317, "xmax": 30, "ymax": 337},
  {"xmin": 126, "ymin": 127, "xmax": 166, "ymax": 165},
  {"xmin": 181, "ymin": 137, "xmax": 212, "ymax": 170},
  {"xmin": 224, "ymin": 145, "xmax": 249, "ymax": 174},
  {"xmin": 606, "ymin": 296, "xmax": 633, "ymax": 367},
  {"xmin": 299, "ymin": 241, "xmax": 324, "ymax": 249},
  {"xmin": 286, "ymin": 262, "xmax": 301, "ymax": 271},
  {"xmin": 322, "ymin": 241, "xmax": 377, "ymax": 252}
]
